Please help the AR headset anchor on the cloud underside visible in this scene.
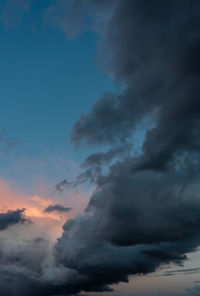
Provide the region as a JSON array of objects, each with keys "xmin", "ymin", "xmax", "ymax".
[{"xmin": 1, "ymin": 0, "xmax": 200, "ymax": 295}]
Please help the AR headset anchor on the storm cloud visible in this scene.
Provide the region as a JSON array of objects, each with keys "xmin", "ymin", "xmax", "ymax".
[
  {"xmin": 0, "ymin": 209, "xmax": 26, "ymax": 230},
  {"xmin": 54, "ymin": 0, "xmax": 200, "ymax": 294},
  {"xmin": 1, "ymin": 0, "xmax": 200, "ymax": 295},
  {"xmin": 70, "ymin": 0, "xmax": 200, "ymax": 172}
]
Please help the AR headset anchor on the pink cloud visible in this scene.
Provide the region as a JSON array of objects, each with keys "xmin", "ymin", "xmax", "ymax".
[{"xmin": 0, "ymin": 178, "xmax": 91, "ymax": 240}]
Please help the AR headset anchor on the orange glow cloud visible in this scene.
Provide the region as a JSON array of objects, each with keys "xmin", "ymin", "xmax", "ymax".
[{"xmin": 0, "ymin": 178, "xmax": 90, "ymax": 239}]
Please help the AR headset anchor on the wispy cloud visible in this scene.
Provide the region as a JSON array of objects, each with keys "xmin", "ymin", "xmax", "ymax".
[
  {"xmin": 159, "ymin": 267, "xmax": 200, "ymax": 277},
  {"xmin": 44, "ymin": 204, "xmax": 72, "ymax": 213}
]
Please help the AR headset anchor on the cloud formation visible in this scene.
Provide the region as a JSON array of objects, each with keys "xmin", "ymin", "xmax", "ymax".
[
  {"xmin": 161, "ymin": 267, "xmax": 200, "ymax": 277},
  {"xmin": 0, "ymin": 209, "xmax": 26, "ymax": 230},
  {"xmin": 54, "ymin": 0, "xmax": 200, "ymax": 294},
  {"xmin": 56, "ymin": 179, "xmax": 72, "ymax": 193},
  {"xmin": 1, "ymin": 0, "xmax": 200, "ymax": 295},
  {"xmin": 44, "ymin": 204, "xmax": 72, "ymax": 213}
]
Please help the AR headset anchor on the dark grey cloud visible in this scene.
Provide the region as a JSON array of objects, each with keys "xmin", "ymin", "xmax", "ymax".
[
  {"xmin": 1, "ymin": 0, "xmax": 200, "ymax": 295},
  {"xmin": 70, "ymin": 0, "xmax": 200, "ymax": 171},
  {"xmin": 55, "ymin": 164, "xmax": 200, "ymax": 293},
  {"xmin": 54, "ymin": 0, "xmax": 200, "ymax": 294},
  {"xmin": 82, "ymin": 144, "xmax": 131, "ymax": 168},
  {"xmin": 0, "ymin": 209, "xmax": 26, "ymax": 230},
  {"xmin": 44, "ymin": 204, "xmax": 72, "ymax": 213},
  {"xmin": 56, "ymin": 179, "xmax": 72, "ymax": 193}
]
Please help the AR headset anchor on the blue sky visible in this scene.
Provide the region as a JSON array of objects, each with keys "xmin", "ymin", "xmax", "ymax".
[{"xmin": 0, "ymin": 4, "xmax": 115, "ymax": 192}]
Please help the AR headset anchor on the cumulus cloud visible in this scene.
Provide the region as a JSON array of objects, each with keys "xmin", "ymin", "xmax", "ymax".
[
  {"xmin": 54, "ymin": 0, "xmax": 200, "ymax": 294},
  {"xmin": 1, "ymin": 0, "xmax": 200, "ymax": 295},
  {"xmin": 70, "ymin": 0, "xmax": 200, "ymax": 172}
]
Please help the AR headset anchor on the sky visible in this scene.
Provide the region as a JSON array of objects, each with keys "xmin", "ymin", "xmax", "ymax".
[
  {"xmin": 0, "ymin": 0, "xmax": 200, "ymax": 295},
  {"xmin": 0, "ymin": 0, "xmax": 116, "ymax": 192}
]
